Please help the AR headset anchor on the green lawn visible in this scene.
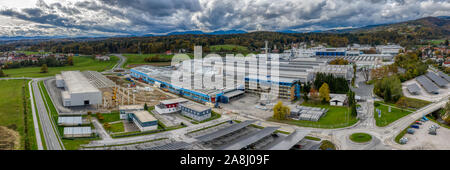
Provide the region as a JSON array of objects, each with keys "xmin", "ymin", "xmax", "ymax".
[
  {"xmin": 304, "ymin": 136, "xmax": 321, "ymax": 141},
  {"xmin": 123, "ymin": 53, "xmax": 194, "ymax": 68},
  {"xmin": 210, "ymin": 44, "xmax": 251, "ymax": 54},
  {"xmin": 403, "ymin": 97, "xmax": 431, "ymax": 109},
  {"xmin": 3, "ymin": 56, "xmax": 118, "ymax": 78},
  {"xmin": 0, "ymin": 79, "xmax": 37, "ymax": 150},
  {"xmin": 109, "ymin": 122, "xmax": 125, "ymax": 133},
  {"xmin": 98, "ymin": 111, "xmax": 121, "ymax": 124},
  {"xmin": 428, "ymin": 39, "xmax": 445, "ymax": 45},
  {"xmin": 349, "ymin": 133, "xmax": 372, "ymax": 143},
  {"xmin": 269, "ymin": 102, "xmax": 358, "ymax": 129},
  {"xmin": 62, "ymin": 137, "xmax": 100, "ymax": 150},
  {"xmin": 374, "ymin": 101, "xmax": 414, "ymax": 127},
  {"xmin": 319, "ymin": 140, "xmax": 336, "ymax": 150},
  {"xmin": 14, "ymin": 51, "xmax": 51, "ymax": 55}
]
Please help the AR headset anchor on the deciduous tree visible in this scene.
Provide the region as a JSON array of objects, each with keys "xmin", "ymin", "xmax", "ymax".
[
  {"xmin": 319, "ymin": 83, "xmax": 330, "ymax": 103},
  {"xmin": 40, "ymin": 64, "xmax": 48, "ymax": 73}
]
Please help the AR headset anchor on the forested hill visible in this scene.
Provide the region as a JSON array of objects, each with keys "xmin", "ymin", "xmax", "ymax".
[
  {"xmin": 0, "ymin": 17, "xmax": 448, "ymax": 54},
  {"xmin": 327, "ymin": 16, "xmax": 450, "ymax": 39}
]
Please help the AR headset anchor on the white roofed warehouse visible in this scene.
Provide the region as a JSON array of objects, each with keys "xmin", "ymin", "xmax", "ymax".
[
  {"xmin": 57, "ymin": 71, "xmax": 102, "ymax": 107},
  {"xmin": 129, "ymin": 110, "xmax": 158, "ymax": 132}
]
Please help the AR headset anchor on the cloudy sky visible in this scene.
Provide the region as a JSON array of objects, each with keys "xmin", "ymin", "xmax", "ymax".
[{"xmin": 0, "ymin": 0, "xmax": 449, "ymax": 37}]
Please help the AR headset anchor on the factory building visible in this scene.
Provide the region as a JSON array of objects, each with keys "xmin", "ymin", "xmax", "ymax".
[
  {"xmin": 180, "ymin": 102, "xmax": 212, "ymax": 121},
  {"xmin": 119, "ymin": 105, "xmax": 144, "ymax": 119},
  {"xmin": 130, "ymin": 66, "xmax": 225, "ymax": 107},
  {"xmin": 312, "ymin": 65, "xmax": 354, "ymax": 81},
  {"xmin": 129, "ymin": 110, "xmax": 158, "ymax": 132},
  {"xmin": 63, "ymin": 127, "xmax": 92, "ymax": 138},
  {"xmin": 56, "ymin": 71, "xmax": 102, "ymax": 107},
  {"xmin": 154, "ymin": 98, "xmax": 188, "ymax": 114},
  {"xmin": 130, "ymin": 53, "xmax": 356, "ymax": 102},
  {"xmin": 376, "ymin": 45, "xmax": 403, "ymax": 55}
]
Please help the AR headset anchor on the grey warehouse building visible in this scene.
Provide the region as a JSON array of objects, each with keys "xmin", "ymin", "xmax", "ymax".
[{"xmin": 56, "ymin": 71, "xmax": 102, "ymax": 107}]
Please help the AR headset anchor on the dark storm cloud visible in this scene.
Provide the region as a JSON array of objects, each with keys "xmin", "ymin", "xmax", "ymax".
[{"xmin": 0, "ymin": 0, "xmax": 449, "ymax": 36}]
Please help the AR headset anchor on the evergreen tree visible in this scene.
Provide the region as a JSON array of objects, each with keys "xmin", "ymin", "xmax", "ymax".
[
  {"xmin": 144, "ymin": 103, "xmax": 148, "ymax": 110},
  {"xmin": 384, "ymin": 87, "xmax": 391, "ymax": 103}
]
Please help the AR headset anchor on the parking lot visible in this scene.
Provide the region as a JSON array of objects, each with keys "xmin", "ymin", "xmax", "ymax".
[
  {"xmin": 402, "ymin": 79, "xmax": 450, "ymax": 102},
  {"xmin": 220, "ymin": 93, "xmax": 292, "ymax": 119},
  {"xmin": 82, "ymin": 138, "xmax": 172, "ymax": 150},
  {"xmin": 402, "ymin": 120, "xmax": 450, "ymax": 150}
]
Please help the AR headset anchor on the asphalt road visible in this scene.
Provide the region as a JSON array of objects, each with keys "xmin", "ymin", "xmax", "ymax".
[
  {"xmin": 28, "ymin": 80, "xmax": 44, "ymax": 150},
  {"xmin": 32, "ymin": 79, "xmax": 64, "ymax": 150}
]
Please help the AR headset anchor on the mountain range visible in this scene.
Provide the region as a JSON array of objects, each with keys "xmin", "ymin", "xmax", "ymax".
[{"xmin": 0, "ymin": 16, "xmax": 448, "ymax": 44}]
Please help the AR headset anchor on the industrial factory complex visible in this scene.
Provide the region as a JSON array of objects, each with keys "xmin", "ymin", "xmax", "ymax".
[{"xmin": 25, "ymin": 40, "xmax": 450, "ymax": 152}]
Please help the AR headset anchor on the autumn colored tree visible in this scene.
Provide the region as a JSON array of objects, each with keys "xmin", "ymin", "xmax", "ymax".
[
  {"xmin": 273, "ymin": 101, "xmax": 290, "ymax": 120},
  {"xmin": 67, "ymin": 56, "xmax": 74, "ymax": 66},
  {"xmin": 40, "ymin": 64, "xmax": 48, "ymax": 73},
  {"xmin": 0, "ymin": 69, "xmax": 6, "ymax": 77},
  {"xmin": 396, "ymin": 97, "xmax": 408, "ymax": 112},
  {"xmin": 319, "ymin": 83, "xmax": 330, "ymax": 103},
  {"xmin": 103, "ymin": 122, "xmax": 111, "ymax": 131},
  {"xmin": 309, "ymin": 88, "xmax": 319, "ymax": 100}
]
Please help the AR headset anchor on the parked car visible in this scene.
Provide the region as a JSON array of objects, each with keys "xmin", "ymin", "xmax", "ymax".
[
  {"xmin": 407, "ymin": 128, "xmax": 415, "ymax": 134},
  {"xmin": 429, "ymin": 129, "xmax": 437, "ymax": 135},
  {"xmin": 411, "ymin": 125, "xmax": 420, "ymax": 129},
  {"xmin": 431, "ymin": 125, "xmax": 440, "ymax": 129},
  {"xmin": 414, "ymin": 122, "xmax": 422, "ymax": 125}
]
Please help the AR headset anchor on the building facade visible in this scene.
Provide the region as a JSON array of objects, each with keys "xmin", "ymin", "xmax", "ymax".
[{"xmin": 180, "ymin": 102, "xmax": 212, "ymax": 121}]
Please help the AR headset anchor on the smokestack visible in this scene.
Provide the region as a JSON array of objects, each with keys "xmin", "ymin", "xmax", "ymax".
[{"xmin": 265, "ymin": 40, "xmax": 268, "ymax": 54}]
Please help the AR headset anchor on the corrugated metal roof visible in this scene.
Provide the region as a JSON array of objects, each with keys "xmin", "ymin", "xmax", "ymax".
[
  {"xmin": 219, "ymin": 126, "xmax": 280, "ymax": 150},
  {"xmin": 438, "ymin": 71, "xmax": 450, "ymax": 82},
  {"xmin": 145, "ymin": 141, "xmax": 191, "ymax": 150},
  {"xmin": 58, "ymin": 116, "xmax": 82, "ymax": 125},
  {"xmin": 416, "ymin": 75, "xmax": 439, "ymax": 94},
  {"xmin": 264, "ymin": 130, "xmax": 311, "ymax": 150},
  {"xmin": 425, "ymin": 72, "xmax": 448, "ymax": 87},
  {"xmin": 64, "ymin": 127, "xmax": 92, "ymax": 135},
  {"xmin": 196, "ymin": 120, "xmax": 256, "ymax": 142},
  {"xmin": 406, "ymin": 83, "xmax": 421, "ymax": 94}
]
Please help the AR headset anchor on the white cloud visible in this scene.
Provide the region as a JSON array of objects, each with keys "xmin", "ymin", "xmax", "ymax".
[{"xmin": 0, "ymin": 0, "xmax": 448, "ymax": 37}]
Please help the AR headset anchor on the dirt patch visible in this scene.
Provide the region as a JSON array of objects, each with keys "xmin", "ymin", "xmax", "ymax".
[
  {"xmin": 106, "ymin": 75, "xmax": 174, "ymax": 106},
  {"xmin": 0, "ymin": 126, "xmax": 21, "ymax": 150}
]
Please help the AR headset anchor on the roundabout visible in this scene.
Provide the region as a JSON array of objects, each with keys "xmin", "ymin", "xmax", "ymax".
[{"xmin": 349, "ymin": 133, "xmax": 373, "ymax": 143}]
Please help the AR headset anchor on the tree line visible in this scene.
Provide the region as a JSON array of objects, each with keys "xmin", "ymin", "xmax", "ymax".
[
  {"xmin": 0, "ymin": 30, "xmax": 437, "ymax": 55},
  {"xmin": 1, "ymin": 56, "xmax": 70, "ymax": 69},
  {"xmin": 313, "ymin": 73, "xmax": 349, "ymax": 94}
]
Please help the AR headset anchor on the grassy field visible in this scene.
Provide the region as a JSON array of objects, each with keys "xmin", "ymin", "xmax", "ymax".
[
  {"xmin": 349, "ymin": 133, "xmax": 372, "ymax": 143},
  {"xmin": 428, "ymin": 39, "xmax": 446, "ymax": 45},
  {"xmin": 98, "ymin": 112, "xmax": 121, "ymax": 124},
  {"xmin": 109, "ymin": 122, "xmax": 125, "ymax": 133},
  {"xmin": 0, "ymin": 79, "xmax": 37, "ymax": 150},
  {"xmin": 403, "ymin": 97, "xmax": 432, "ymax": 109},
  {"xmin": 210, "ymin": 45, "xmax": 251, "ymax": 54},
  {"xmin": 374, "ymin": 101, "xmax": 414, "ymax": 127},
  {"xmin": 123, "ymin": 53, "xmax": 194, "ymax": 68},
  {"xmin": 269, "ymin": 102, "xmax": 358, "ymax": 129},
  {"xmin": 14, "ymin": 51, "xmax": 51, "ymax": 55},
  {"xmin": 3, "ymin": 56, "xmax": 118, "ymax": 78}
]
